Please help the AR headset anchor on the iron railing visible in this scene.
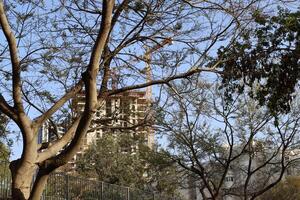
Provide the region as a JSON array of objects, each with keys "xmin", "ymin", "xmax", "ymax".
[
  {"xmin": 0, "ymin": 161, "xmax": 180, "ymax": 200},
  {"xmin": 0, "ymin": 160, "xmax": 11, "ymax": 198}
]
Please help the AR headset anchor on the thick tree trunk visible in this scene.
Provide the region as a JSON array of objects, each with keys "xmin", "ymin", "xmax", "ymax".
[
  {"xmin": 10, "ymin": 160, "xmax": 38, "ymax": 200},
  {"xmin": 2, "ymin": 1, "xmax": 115, "ymax": 199}
]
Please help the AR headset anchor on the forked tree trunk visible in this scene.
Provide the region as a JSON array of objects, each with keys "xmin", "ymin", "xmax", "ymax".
[
  {"xmin": 0, "ymin": 0, "xmax": 115, "ymax": 199},
  {"xmin": 10, "ymin": 161, "xmax": 53, "ymax": 200},
  {"xmin": 10, "ymin": 160, "xmax": 38, "ymax": 200}
]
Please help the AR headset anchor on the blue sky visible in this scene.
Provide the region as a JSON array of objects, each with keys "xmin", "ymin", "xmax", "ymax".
[{"xmin": 3, "ymin": 0, "xmax": 298, "ymax": 161}]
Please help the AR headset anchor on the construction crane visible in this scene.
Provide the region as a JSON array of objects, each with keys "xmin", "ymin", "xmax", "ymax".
[
  {"xmin": 144, "ymin": 38, "xmax": 173, "ymax": 101},
  {"xmin": 109, "ymin": 38, "xmax": 172, "ymax": 93}
]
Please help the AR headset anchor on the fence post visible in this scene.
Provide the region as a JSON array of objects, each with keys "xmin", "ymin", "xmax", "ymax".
[
  {"xmin": 126, "ymin": 187, "xmax": 130, "ymax": 200},
  {"xmin": 66, "ymin": 174, "xmax": 69, "ymax": 200},
  {"xmin": 100, "ymin": 181, "xmax": 104, "ymax": 200}
]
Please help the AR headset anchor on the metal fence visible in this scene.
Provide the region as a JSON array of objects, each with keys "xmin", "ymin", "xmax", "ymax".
[
  {"xmin": 0, "ymin": 160, "xmax": 11, "ymax": 199},
  {"xmin": 0, "ymin": 161, "xmax": 180, "ymax": 200}
]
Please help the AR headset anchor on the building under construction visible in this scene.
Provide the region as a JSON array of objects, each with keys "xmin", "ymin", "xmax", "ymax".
[
  {"xmin": 38, "ymin": 39, "xmax": 173, "ymax": 170},
  {"xmin": 67, "ymin": 81, "xmax": 154, "ymax": 169}
]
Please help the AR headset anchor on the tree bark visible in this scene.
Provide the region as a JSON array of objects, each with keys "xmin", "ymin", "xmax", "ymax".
[
  {"xmin": 6, "ymin": 1, "xmax": 115, "ymax": 199},
  {"xmin": 10, "ymin": 160, "xmax": 38, "ymax": 200},
  {"xmin": 29, "ymin": 169, "xmax": 51, "ymax": 200}
]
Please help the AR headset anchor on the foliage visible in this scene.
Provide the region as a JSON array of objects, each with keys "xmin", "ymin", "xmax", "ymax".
[
  {"xmin": 0, "ymin": 0, "xmax": 297, "ymax": 199},
  {"xmin": 259, "ymin": 177, "xmax": 300, "ymax": 200},
  {"xmin": 0, "ymin": 143, "xmax": 10, "ymax": 192},
  {"xmin": 76, "ymin": 133, "xmax": 181, "ymax": 196},
  {"xmin": 0, "ymin": 142, "xmax": 9, "ymax": 161},
  {"xmin": 157, "ymin": 77, "xmax": 300, "ymax": 200},
  {"xmin": 76, "ymin": 133, "xmax": 145, "ymax": 186},
  {"xmin": 218, "ymin": 8, "xmax": 300, "ymax": 114},
  {"xmin": 0, "ymin": 112, "xmax": 7, "ymax": 137},
  {"xmin": 0, "ymin": 112, "xmax": 11, "ymax": 147},
  {"xmin": 0, "ymin": 112, "xmax": 10, "ymax": 160}
]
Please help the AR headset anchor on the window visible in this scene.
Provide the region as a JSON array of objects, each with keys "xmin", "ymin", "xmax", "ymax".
[
  {"xmin": 225, "ymin": 176, "xmax": 234, "ymax": 182},
  {"xmin": 106, "ymin": 100, "xmax": 112, "ymax": 117}
]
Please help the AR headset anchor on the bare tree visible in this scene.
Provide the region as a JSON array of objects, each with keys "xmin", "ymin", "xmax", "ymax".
[
  {"xmin": 157, "ymin": 79, "xmax": 300, "ymax": 200},
  {"xmin": 0, "ymin": 0, "xmax": 295, "ymax": 199}
]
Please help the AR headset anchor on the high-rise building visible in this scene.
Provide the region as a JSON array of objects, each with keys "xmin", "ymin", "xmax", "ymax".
[
  {"xmin": 67, "ymin": 88, "xmax": 154, "ymax": 169},
  {"xmin": 37, "ymin": 120, "xmax": 69, "ymax": 145},
  {"xmin": 38, "ymin": 88, "xmax": 155, "ymax": 170}
]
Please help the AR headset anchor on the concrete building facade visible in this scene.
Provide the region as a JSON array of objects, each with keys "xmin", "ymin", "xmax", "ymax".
[{"xmin": 67, "ymin": 89, "xmax": 155, "ymax": 169}]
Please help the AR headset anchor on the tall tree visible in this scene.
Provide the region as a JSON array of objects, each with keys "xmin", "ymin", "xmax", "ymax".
[
  {"xmin": 76, "ymin": 133, "xmax": 148, "ymax": 187},
  {"xmin": 218, "ymin": 8, "xmax": 300, "ymax": 114},
  {"xmin": 157, "ymin": 79, "xmax": 300, "ymax": 200},
  {"xmin": 161, "ymin": 10, "xmax": 300, "ymax": 199},
  {"xmin": 76, "ymin": 133, "xmax": 182, "ymax": 197},
  {"xmin": 0, "ymin": 0, "xmax": 295, "ymax": 199}
]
